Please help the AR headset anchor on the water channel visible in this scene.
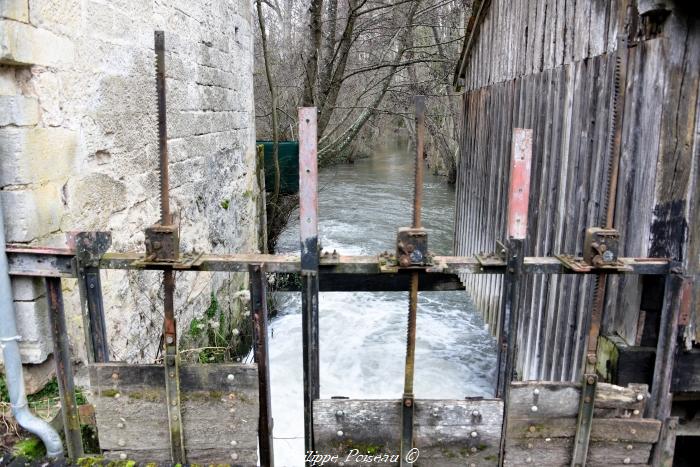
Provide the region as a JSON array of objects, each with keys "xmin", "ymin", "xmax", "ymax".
[{"xmin": 267, "ymin": 149, "xmax": 497, "ymax": 465}]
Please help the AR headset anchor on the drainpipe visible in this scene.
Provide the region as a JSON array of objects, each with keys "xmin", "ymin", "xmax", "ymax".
[{"xmin": 0, "ymin": 198, "xmax": 64, "ymax": 458}]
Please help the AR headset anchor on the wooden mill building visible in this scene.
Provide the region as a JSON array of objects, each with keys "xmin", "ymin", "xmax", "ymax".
[{"xmin": 453, "ymin": 0, "xmax": 699, "ymax": 449}]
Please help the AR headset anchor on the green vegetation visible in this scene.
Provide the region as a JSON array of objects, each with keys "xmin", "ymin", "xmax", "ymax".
[
  {"xmin": 12, "ymin": 437, "xmax": 45, "ymax": 460},
  {"xmin": 185, "ymin": 292, "xmax": 252, "ymax": 364},
  {"xmin": 220, "ymin": 199, "xmax": 230, "ymax": 209},
  {"xmin": 0, "ymin": 375, "xmax": 8, "ymax": 402}
]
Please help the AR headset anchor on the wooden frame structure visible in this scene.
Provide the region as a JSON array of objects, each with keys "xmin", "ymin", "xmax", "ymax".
[{"xmin": 4, "ymin": 113, "xmax": 686, "ymax": 466}]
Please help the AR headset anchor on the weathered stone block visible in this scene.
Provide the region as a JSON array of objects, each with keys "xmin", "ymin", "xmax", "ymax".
[
  {"xmin": 22, "ymin": 354, "xmax": 56, "ymax": 394},
  {"xmin": 0, "ymin": 0, "xmax": 28, "ymax": 22},
  {"xmin": 0, "ymin": 20, "xmax": 74, "ymax": 67},
  {"xmin": 11, "ymin": 276, "xmax": 45, "ymax": 301},
  {"xmin": 15, "ymin": 297, "xmax": 52, "ymax": 364},
  {"xmin": 0, "ymin": 184, "xmax": 63, "ymax": 242},
  {"xmin": 0, "ymin": 127, "xmax": 77, "ymax": 186},
  {"xmin": 0, "ymin": 95, "xmax": 38, "ymax": 125}
]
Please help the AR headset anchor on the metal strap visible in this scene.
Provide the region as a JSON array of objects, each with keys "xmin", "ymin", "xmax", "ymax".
[
  {"xmin": 164, "ymin": 341, "xmax": 185, "ymax": 463},
  {"xmin": 571, "ymin": 374, "xmax": 597, "ymax": 467}
]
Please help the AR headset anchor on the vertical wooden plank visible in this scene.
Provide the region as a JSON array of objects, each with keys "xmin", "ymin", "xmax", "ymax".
[
  {"xmin": 573, "ymin": 0, "xmax": 591, "ymax": 61},
  {"xmin": 610, "ymin": 39, "xmax": 665, "ymax": 343}
]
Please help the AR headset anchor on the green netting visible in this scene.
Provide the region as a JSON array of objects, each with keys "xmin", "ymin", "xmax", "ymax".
[{"xmin": 257, "ymin": 141, "xmax": 299, "ymax": 194}]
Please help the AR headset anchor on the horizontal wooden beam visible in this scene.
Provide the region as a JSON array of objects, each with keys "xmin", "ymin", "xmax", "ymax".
[
  {"xmin": 275, "ymin": 272, "xmax": 465, "ymax": 292},
  {"xmin": 6, "ymin": 246, "xmax": 671, "ymax": 278}
]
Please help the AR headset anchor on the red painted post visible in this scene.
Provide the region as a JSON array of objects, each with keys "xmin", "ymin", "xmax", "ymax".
[{"xmin": 507, "ymin": 128, "xmax": 533, "ymax": 240}]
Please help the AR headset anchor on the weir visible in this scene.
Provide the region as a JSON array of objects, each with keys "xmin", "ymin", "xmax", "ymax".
[{"xmin": 3, "ymin": 28, "xmax": 692, "ymax": 467}]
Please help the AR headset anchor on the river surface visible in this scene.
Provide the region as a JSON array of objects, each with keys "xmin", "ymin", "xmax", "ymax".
[{"xmin": 267, "ymin": 150, "xmax": 496, "ymax": 466}]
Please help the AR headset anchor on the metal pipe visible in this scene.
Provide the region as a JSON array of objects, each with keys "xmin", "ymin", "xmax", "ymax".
[{"xmin": 0, "ymin": 198, "xmax": 64, "ymax": 458}]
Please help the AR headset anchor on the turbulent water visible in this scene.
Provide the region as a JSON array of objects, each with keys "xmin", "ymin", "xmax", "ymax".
[{"xmin": 266, "ymin": 150, "xmax": 497, "ymax": 466}]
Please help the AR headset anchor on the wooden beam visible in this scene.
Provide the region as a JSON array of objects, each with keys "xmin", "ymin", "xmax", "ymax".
[
  {"xmin": 314, "ymin": 399, "xmax": 504, "ymax": 466},
  {"xmin": 89, "ymin": 363, "xmax": 258, "ymax": 465}
]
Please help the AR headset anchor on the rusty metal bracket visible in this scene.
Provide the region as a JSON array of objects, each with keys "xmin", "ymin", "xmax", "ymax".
[
  {"xmin": 571, "ymin": 374, "xmax": 597, "ymax": 467},
  {"xmin": 320, "ymin": 249, "xmax": 341, "ymax": 265},
  {"xmin": 145, "ymin": 224, "xmax": 180, "ymax": 262},
  {"xmin": 555, "ymin": 253, "xmax": 632, "ymax": 273},
  {"xmin": 73, "ymin": 231, "xmax": 111, "ymax": 363},
  {"xmin": 131, "ymin": 251, "xmax": 204, "ymax": 269},
  {"xmin": 75, "ymin": 231, "xmax": 112, "ymax": 267},
  {"xmin": 476, "ymin": 240, "xmax": 508, "ymax": 267}
]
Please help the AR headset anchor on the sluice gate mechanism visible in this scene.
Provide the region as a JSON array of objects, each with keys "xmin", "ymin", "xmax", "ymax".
[{"xmin": 2, "ymin": 31, "xmax": 689, "ymax": 467}]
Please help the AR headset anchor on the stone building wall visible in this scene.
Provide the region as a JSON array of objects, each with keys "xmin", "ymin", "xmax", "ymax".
[{"xmin": 0, "ymin": 0, "xmax": 258, "ymax": 377}]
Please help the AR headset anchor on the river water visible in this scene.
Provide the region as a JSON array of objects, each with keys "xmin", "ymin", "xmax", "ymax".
[{"xmin": 267, "ymin": 150, "xmax": 497, "ymax": 466}]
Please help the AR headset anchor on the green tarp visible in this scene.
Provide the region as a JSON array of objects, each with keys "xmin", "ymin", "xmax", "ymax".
[{"xmin": 257, "ymin": 141, "xmax": 299, "ymax": 194}]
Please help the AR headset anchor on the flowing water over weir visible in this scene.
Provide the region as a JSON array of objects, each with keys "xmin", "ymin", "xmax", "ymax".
[{"xmin": 266, "ymin": 149, "xmax": 497, "ymax": 465}]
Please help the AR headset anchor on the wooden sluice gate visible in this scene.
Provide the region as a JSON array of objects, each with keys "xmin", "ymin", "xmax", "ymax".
[
  {"xmin": 313, "ymin": 382, "xmax": 658, "ymax": 466},
  {"xmin": 2, "ymin": 31, "xmax": 690, "ymax": 467}
]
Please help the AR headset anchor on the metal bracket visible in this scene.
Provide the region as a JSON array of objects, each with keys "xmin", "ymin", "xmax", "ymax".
[
  {"xmin": 145, "ymin": 224, "xmax": 180, "ymax": 262},
  {"xmin": 476, "ymin": 241, "xmax": 507, "ymax": 267},
  {"xmin": 555, "ymin": 254, "xmax": 632, "ymax": 273},
  {"xmin": 400, "ymin": 394, "xmax": 414, "ymax": 467},
  {"xmin": 396, "ymin": 227, "xmax": 429, "ymax": 267},
  {"xmin": 320, "ymin": 249, "xmax": 341, "ymax": 266},
  {"xmin": 131, "ymin": 252, "xmax": 204, "ymax": 270},
  {"xmin": 74, "ymin": 231, "xmax": 112, "ymax": 267},
  {"xmin": 164, "ymin": 343, "xmax": 185, "ymax": 463},
  {"xmin": 571, "ymin": 374, "xmax": 597, "ymax": 467}
]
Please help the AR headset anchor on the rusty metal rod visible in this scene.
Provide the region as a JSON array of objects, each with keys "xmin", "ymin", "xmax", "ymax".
[
  {"xmin": 412, "ymin": 96, "xmax": 425, "ymax": 229},
  {"xmin": 155, "ymin": 30, "xmax": 171, "ymax": 226}
]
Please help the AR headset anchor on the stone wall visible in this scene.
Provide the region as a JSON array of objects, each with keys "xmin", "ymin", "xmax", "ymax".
[{"xmin": 0, "ymin": 0, "xmax": 258, "ymax": 373}]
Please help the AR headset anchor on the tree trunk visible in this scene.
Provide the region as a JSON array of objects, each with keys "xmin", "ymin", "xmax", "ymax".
[
  {"xmin": 256, "ymin": 0, "xmax": 281, "ymax": 205},
  {"xmin": 303, "ymin": 0, "xmax": 324, "ymax": 106}
]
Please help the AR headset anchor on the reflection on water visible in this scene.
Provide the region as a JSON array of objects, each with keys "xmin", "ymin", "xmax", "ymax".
[{"xmin": 267, "ymin": 150, "xmax": 497, "ymax": 466}]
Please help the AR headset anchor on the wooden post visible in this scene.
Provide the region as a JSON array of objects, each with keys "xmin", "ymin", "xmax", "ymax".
[
  {"xmin": 648, "ymin": 272, "xmax": 688, "ymax": 465},
  {"xmin": 256, "ymin": 144, "xmax": 269, "ymax": 254},
  {"xmin": 46, "ymin": 277, "xmax": 84, "ymax": 459},
  {"xmin": 497, "ymin": 129, "xmax": 532, "ymax": 466},
  {"xmin": 299, "ymin": 107, "xmax": 320, "ymax": 461},
  {"xmin": 249, "ymin": 264, "xmax": 274, "ymax": 466}
]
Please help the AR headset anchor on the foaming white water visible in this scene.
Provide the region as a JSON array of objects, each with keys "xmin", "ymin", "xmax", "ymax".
[{"xmin": 267, "ymin": 151, "xmax": 497, "ymax": 466}]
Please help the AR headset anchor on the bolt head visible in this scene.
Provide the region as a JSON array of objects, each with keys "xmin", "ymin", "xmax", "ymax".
[
  {"xmin": 636, "ymin": 393, "xmax": 644, "ymax": 401},
  {"xmin": 623, "ymin": 457, "xmax": 631, "ymax": 464},
  {"xmin": 227, "ymin": 374, "xmax": 235, "ymax": 381},
  {"xmin": 533, "ymin": 389, "xmax": 540, "ymax": 396},
  {"xmin": 165, "ymin": 336, "xmax": 174, "ymax": 344},
  {"xmin": 587, "ymin": 376, "xmax": 595, "ymax": 385},
  {"xmin": 336, "ymin": 410, "xmax": 344, "ymax": 417},
  {"xmin": 472, "ymin": 410, "xmax": 480, "ymax": 417},
  {"xmin": 119, "ymin": 453, "xmax": 127, "ymax": 460},
  {"xmin": 337, "ymin": 430, "xmax": 344, "ymax": 437},
  {"xmin": 528, "ymin": 425, "xmax": 536, "ymax": 433},
  {"xmin": 118, "ymin": 439, "xmax": 126, "ymax": 447},
  {"xmin": 470, "ymin": 431, "xmax": 478, "ymax": 438},
  {"xmin": 531, "ymin": 405, "xmax": 538, "ymax": 412},
  {"xmin": 117, "ymin": 422, "xmax": 124, "ymax": 429},
  {"xmin": 231, "ymin": 453, "xmax": 239, "ymax": 461},
  {"xmin": 626, "ymin": 444, "xmax": 633, "ymax": 451},
  {"xmin": 231, "ymin": 440, "xmax": 237, "ymax": 446},
  {"xmin": 633, "ymin": 409, "xmax": 640, "ymax": 415}
]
